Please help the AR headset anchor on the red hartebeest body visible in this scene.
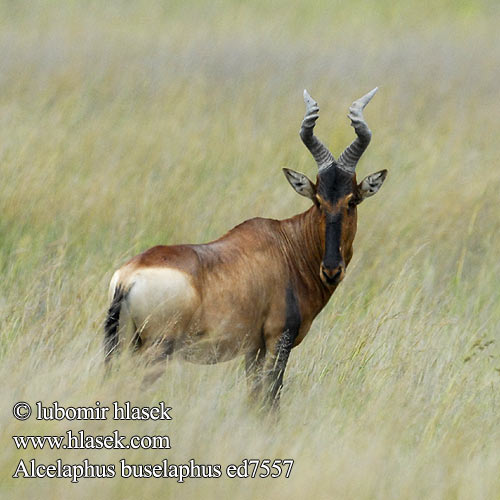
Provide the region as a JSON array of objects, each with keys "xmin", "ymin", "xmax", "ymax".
[{"xmin": 105, "ymin": 89, "xmax": 387, "ymax": 406}]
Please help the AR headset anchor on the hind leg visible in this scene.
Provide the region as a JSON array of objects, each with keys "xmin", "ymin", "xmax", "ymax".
[
  {"xmin": 125, "ymin": 267, "xmax": 200, "ymax": 381},
  {"xmin": 141, "ymin": 338, "xmax": 176, "ymax": 386}
]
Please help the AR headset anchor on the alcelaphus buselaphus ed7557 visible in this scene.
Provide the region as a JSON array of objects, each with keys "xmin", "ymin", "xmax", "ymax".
[{"xmin": 104, "ymin": 88, "xmax": 387, "ymax": 408}]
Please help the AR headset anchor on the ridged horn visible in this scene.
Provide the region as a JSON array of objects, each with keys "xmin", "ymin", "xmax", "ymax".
[
  {"xmin": 299, "ymin": 90, "xmax": 335, "ymax": 171},
  {"xmin": 337, "ymin": 87, "xmax": 378, "ymax": 173}
]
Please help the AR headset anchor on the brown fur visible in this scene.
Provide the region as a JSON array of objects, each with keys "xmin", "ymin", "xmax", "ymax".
[{"xmin": 107, "ymin": 178, "xmax": 359, "ymax": 406}]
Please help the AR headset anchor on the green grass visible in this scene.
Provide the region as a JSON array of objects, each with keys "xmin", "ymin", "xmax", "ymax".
[{"xmin": 1, "ymin": 1, "xmax": 499, "ymax": 498}]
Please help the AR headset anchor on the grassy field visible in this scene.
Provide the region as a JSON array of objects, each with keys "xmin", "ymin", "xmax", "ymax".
[{"xmin": 1, "ymin": 1, "xmax": 499, "ymax": 498}]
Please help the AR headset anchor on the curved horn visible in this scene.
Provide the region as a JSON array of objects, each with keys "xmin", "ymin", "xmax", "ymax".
[
  {"xmin": 337, "ymin": 87, "xmax": 378, "ymax": 173},
  {"xmin": 300, "ymin": 90, "xmax": 335, "ymax": 171}
]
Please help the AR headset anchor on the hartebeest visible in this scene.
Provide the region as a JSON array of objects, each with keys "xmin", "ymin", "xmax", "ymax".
[{"xmin": 105, "ymin": 88, "xmax": 387, "ymax": 407}]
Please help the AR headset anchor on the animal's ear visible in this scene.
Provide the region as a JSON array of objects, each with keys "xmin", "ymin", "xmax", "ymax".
[
  {"xmin": 282, "ymin": 168, "xmax": 316, "ymax": 200},
  {"xmin": 356, "ymin": 169, "xmax": 387, "ymax": 203}
]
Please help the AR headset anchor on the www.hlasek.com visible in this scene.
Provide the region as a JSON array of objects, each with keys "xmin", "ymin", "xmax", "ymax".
[{"xmin": 11, "ymin": 401, "xmax": 294, "ymax": 483}]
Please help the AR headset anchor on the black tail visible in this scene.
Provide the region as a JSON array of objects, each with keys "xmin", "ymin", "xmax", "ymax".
[{"xmin": 104, "ymin": 285, "xmax": 127, "ymax": 363}]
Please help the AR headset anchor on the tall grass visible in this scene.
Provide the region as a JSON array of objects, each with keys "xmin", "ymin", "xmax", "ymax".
[{"xmin": 1, "ymin": 1, "xmax": 499, "ymax": 498}]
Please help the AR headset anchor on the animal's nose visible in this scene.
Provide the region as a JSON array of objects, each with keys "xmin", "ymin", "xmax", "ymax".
[{"xmin": 320, "ymin": 262, "xmax": 345, "ymax": 286}]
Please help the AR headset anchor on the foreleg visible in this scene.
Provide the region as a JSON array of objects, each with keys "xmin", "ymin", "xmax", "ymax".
[
  {"xmin": 262, "ymin": 329, "xmax": 295, "ymax": 410},
  {"xmin": 245, "ymin": 347, "xmax": 266, "ymax": 403}
]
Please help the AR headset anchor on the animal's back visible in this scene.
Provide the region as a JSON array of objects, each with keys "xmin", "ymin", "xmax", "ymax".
[{"xmin": 108, "ymin": 218, "xmax": 287, "ymax": 361}]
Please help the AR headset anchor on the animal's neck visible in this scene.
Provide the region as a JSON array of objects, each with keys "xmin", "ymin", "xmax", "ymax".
[{"xmin": 279, "ymin": 205, "xmax": 332, "ymax": 302}]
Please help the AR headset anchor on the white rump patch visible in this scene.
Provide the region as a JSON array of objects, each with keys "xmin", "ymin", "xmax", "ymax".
[
  {"xmin": 108, "ymin": 270, "xmax": 121, "ymax": 301},
  {"xmin": 126, "ymin": 267, "xmax": 199, "ymax": 337}
]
